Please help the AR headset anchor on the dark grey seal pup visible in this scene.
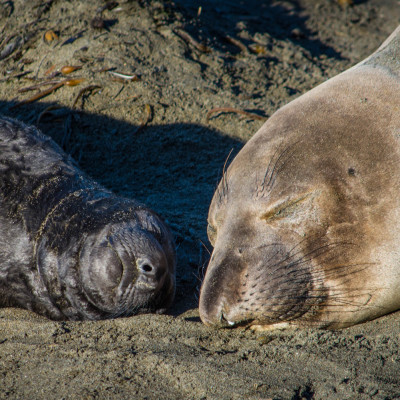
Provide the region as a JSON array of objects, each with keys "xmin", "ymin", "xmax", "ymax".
[
  {"xmin": 200, "ymin": 26, "xmax": 400, "ymax": 330},
  {"xmin": 0, "ymin": 117, "xmax": 175, "ymax": 320}
]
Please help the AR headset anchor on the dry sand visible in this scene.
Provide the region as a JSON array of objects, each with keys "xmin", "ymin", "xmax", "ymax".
[{"xmin": 0, "ymin": 0, "xmax": 400, "ymax": 398}]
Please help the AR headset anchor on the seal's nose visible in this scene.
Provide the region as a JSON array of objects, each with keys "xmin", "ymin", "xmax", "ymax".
[
  {"xmin": 199, "ymin": 262, "xmax": 225, "ymax": 326},
  {"xmin": 199, "ymin": 303, "xmax": 223, "ymax": 327},
  {"xmin": 199, "ymin": 248, "xmax": 247, "ymax": 327}
]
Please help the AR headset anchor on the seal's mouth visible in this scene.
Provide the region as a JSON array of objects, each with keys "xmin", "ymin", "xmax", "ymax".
[
  {"xmin": 221, "ymin": 313, "xmax": 255, "ymax": 329},
  {"xmin": 200, "ymin": 305, "xmax": 256, "ymax": 329},
  {"xmin": 107, "ymin": 249, "xmax": 175, "ymax": 317},
  {"xmin": 131, "ymin": 268, "xmax": 176, "ymax": 315},
  {"xmin": 212, "ymin": 307, "xmax": 302, "ymax": 331}
]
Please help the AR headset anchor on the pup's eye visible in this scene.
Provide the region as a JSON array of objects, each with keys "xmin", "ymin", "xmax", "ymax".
[{"xmin": 207, "ymin": 224, "xmax": 217, "ymax": 246}]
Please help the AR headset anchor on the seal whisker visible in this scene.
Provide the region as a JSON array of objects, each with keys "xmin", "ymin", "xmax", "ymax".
[
  {"xmin": 262, "ymin": 145, "xmax": 291, "ymax": 192},
  {"xmin": 266, "ymin": 262, "xmax": 375, "ymax": 289},
  {"xmin": 256, "ymin": 141, "xmax": 300, "ymax": 199},
  {"xmin": 261, "ymin": 242, "xmax": 347, "ymax": 280},
  {"xmin": 216, "ymin": 148, "xmax": 235, "ymax": 204},
  {"xmin": 255, "ymin": 146, "xmax": 280, "ymax": 198},
  {"xmin": 199, "ymin": 239, "xmax": 212, "ymax": 257},
  {"xmin": 265, "ymin": 240, "xmax": 351, "ymax": 273}
]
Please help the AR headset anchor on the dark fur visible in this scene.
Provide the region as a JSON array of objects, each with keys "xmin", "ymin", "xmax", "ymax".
[{"xmin": 0, "ymin": 117, "xmax": 175, "ymax": 320}]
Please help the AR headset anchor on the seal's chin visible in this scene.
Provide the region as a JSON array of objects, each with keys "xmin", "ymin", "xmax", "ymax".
[{"xmin": 79, "ymin": 221, "xmax": 175, "ymax": 318}]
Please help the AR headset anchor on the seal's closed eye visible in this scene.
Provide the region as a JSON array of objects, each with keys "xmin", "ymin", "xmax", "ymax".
[{"xmin": 261, "ymin": 193, "xmax": 313, "ymax": 222}]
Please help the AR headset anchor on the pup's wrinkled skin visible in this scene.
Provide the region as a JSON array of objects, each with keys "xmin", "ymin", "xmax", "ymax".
[{"xmin": 200, "ymin": 26, "xmax": 400, "ymax": 330}]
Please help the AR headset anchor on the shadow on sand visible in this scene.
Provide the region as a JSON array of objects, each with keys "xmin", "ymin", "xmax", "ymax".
[{"xmin": 1, "ymin": 100, "xmax": 244, "ymax": 315}]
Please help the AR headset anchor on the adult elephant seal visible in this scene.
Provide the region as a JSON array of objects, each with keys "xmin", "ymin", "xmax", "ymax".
[
  {"xmin": 0, "ymin": 117, "xmax": 175, "ymax": 320},
  {"xmin": 200, "ymin": 26, "xmax": 400, "ymax": 330}
]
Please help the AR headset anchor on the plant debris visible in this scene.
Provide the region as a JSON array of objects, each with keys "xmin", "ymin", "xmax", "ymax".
[
  {"xmin": 206, "ymin": 107, "xmax": 266, "ymax": 122},
  {"xmin": 173, "ymin": 28, "xmax": 212, "ymax": 53},
  {"xmin": 12, "ymin": 78, "xmax": 85, "ymax": 108},
  {"xmin": 134, "ymin": 103, "xmax": 153, "ymax": 134}
]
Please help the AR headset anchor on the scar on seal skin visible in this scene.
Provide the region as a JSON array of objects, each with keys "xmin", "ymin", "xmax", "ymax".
[
  {"xmin": 200, "ymin": 26, "xmax": 400, "ymax": 330},
  {"xmin": 0, "ymin": 117, "xmax": 175, "ymax": 320}
]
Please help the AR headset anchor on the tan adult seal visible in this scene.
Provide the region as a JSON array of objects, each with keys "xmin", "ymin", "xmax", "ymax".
[{"xmin": 199, "ymin": 26, "xmax": 400, "ymax": 330}]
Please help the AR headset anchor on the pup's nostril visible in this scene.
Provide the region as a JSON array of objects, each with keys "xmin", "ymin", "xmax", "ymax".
[
  {"xmin": 137, "ymin": 258, "xmax": 156, "ymax": 275},
  {"xmin": 141, "ymin": 263, "xmax": 153, "ymax": 273}
]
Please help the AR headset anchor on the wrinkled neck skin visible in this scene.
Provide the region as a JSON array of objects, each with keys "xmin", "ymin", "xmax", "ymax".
[{"xmin": 200, "ymin": 26, "xmax": 400, "ymax": 330}]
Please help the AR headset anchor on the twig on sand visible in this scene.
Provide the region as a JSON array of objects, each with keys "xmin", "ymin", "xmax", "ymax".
[
  {"xmin": 134, "ymin": 104, "xmax": 153, "ymax": 134},
  {"xmin": 18, "ymin": 80, "xmax": 62, "ymax": 93},
  {"xmin": 35, "ymin": 54, "xmax": 49, "ymax": 79},
  {"xmin": 224, "ymin": 36, "xmax": 248, "ymax": 54},
  {"xmin": 36, "ymin": 104, "xmax": 64, "ymax": 125},
  {"xmin": 44, "ymin": 64, "xmax": 56, "ymax": 76},
  {"xmin": 173, "ymin": 28, "xmax": 211, "ymax": 53},
  {"xmin": 12, "ymin": 78, "xmax": 85, "ymax": 108},
  {"xmin": 0, "ymin": 71, "xmax": 32, "ymax": 82},
  {"xmin": 206, "ymin": 107, "xmax": 266, "ymax": 122},
  {"xmin": 72, "ymin": 85, "xmax": 102, "ymax": 109}
]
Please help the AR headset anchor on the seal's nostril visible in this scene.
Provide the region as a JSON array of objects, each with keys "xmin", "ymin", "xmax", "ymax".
[
  {"xmin": 142, "ymin": 264, "xmax": 153, "ymax": 273},
  {"xmin": 139, "ymin": 262, "xmax": 154, "ymax": 274}
]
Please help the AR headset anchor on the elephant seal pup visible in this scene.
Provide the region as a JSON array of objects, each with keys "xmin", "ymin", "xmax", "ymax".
[
  {"xmin": 0, "ymin": 117, "xmax": 175, "ymax": 320},
  {"xmin": 200, "ymin": 26, "xmax": 400, "ymax": 330}
]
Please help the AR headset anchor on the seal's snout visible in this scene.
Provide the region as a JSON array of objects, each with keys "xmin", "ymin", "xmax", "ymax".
[
  {"xmin": 199, "ymin": 234, "xmax": 318, "ymax": 329},
  {"xmin": 199, "ymin": 269, "xmax": 224, "ymax": 326},
  {"xmin": 199, "ymin": 292, "xmax": 222, "ymax": 327},
  {"xmin": 199, "ymin": 250, "xmax": 243, "ymax": 327},
  {"xmin": 75, "ymin": 220, "xmax": 175, "ymax": 318}
]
